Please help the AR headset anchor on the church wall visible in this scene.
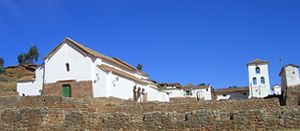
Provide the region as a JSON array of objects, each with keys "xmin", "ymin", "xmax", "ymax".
[
  {"xmin": 284, "ymin": 66, "xmax": 300, "ymax": 87},
  {"xmin": 44, "ymin": 43, "xmax": 93, "ymax": 84},
  {"xmin": 17, "ymin": 65, "xmax": 44, "ymax": 96}
]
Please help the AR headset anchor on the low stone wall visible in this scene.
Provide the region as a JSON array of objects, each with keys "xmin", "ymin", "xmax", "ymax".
[
  {"xmin": 286, "ymin": 85, "xmax": 300, "ymax": 106},
  {"xmin": 0, "ymin": 91, "xmax": 18, "ymax": 97},
  {"xmin": 0, "ymin": 107, "xmax": 299, "ymax": 130},
  {"xmin": 0, "ymin": 96, "xmax": 280, "ymax": 113},
  {"xmin": 0, "ymin": 96, "xmax": 298, "ymax": 130}
]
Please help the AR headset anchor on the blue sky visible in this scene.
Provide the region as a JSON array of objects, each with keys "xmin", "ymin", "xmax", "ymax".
[{"xmin": 0, "ymin": 0, "xmax": 299, "ymax": 88}]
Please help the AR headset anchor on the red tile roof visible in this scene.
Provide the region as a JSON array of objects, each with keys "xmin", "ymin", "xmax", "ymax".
[
  {"xmin": 247, "ymin": 58, "xmax": 268, "ymax": 66},
  {"xmin": 97, "ymin": 64, "xmax": 147, "ymax": 85},
  {"xmin": 214, "ymin": 87, "xmax": 249, "ymax": 94}
]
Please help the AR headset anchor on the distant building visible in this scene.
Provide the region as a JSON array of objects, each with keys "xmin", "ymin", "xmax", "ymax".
[
  {"xmin": 280, "ymin": 64, "xmax": 300, "ymax": 89},
  {"xmin": 272, "ymin": 85, "xmax": 281, "ymax": 95},
  {"xmin": 279, "ymin": 64, "xmax": 300, "ymax": 105},
  {"xmin": 214, "ymin": 87, "xmax": 249, "ymax": 100},
  {"xmin": 182, "ymin": 84, "xmax": 212, "ymax": 100},
  {"xmin": 158, "ymin": 83, "xmax": 212, "ymax": 100},
  {"xmin": 247, "ymin": 59, "xmax": 271, "ymax": 98},
  {"xmin": 158, "ymin": 83, "xmax": 183, "ymax": 98}
]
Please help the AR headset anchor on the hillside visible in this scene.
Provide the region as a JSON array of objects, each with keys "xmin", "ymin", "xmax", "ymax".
[{"xmin": 0, "ymin": 65, "xmax": 36, "ymax": 95}]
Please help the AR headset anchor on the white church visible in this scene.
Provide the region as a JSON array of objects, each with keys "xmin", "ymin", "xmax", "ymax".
[{"xmin": 17, "ymin": 37, "xmax": 169, "ymax": 102}]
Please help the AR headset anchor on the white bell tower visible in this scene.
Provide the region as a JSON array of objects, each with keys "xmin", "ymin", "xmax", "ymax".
[{"xmin": 247, "ymin": 59, "xmax": 271, "ymax": 98}]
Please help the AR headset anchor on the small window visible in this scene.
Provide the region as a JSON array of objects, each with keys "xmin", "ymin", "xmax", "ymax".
[
  {"xmin": 253, "ymin": 77, "xmax": 257, "ymax": 85},
  {"xmin": 293, "ymin": 71, "xmax": 295, "ymax": 74},
  {"xmin": 222, "ymin": 94, "xmax": 227, "ymax": 97},
  {"xmin": 256, "ymin": 67, "xmax": 260, "ymax": 74},
  {"xmin": 206, "ymin": 88, "xmax": 208, "ymax": 92},
  {"xmin": 261, "ymin": 77, "xmax": 265, "ymax": 84},
  {"xmin": 66, "ymin": 63, "xmax": 70, "ymax": 72},
  {"xmin": 298, "ymin": 95, "xmax": 300, "ymax": 106},
  {"xmin": 186, "ymin": 90, "xmax": 192, "ymax": 96},
  {"xmin": 243, "ymin": 93, "xmax": 247, "ymax": 96}
]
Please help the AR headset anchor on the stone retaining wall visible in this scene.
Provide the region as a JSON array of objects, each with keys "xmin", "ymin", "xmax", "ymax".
[
  {"xmin": 0, "ymin": 96, "xmax": 298, "ymax": 130},
  {"xmin": 0, "ymin": 107, "xmax": 299, "ymax": 130}
]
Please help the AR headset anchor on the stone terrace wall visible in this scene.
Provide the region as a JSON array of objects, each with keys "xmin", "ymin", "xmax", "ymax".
[
  {"xmin": 0, "ymin": 91, "xmax": 18, "ymax": 97},
  {"xmin": 286, "ymin": 85, "xmax": 300, "ymax": 106},
  {"xmin": 0, "ymin": 96, "xmax": 299, "ymax": 130}
]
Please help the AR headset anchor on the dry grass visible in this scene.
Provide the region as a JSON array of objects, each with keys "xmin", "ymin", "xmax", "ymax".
[
  {"xmin": 0, "ymin": 82, "xmax": 16, "ymax": 91},
  {"xmin": 0, "ymin": 66, "xmax": 33, "ymax": 92}
]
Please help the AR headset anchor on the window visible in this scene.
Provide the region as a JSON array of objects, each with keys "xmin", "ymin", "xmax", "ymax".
[
  {"xmin": 253, "ymin": 77, "xmax": 257, "ymax": 85},
  {"xmin": 256, "ymin": 67, "xmax": 260, "ymax": 74},
  {"xmin": 186, "ymin": 90, "xmax": 192, "ymax": 96},
  {"xmin": 222, "ymin": 94, "xmax": 227, "ymax": 97},
  {"xmin": 243, "ymin": 93, "xmax": 247, "ymax": 96},
  {"xmin": 261, "ymin": 77, "xmax": 265, "ymax": 84},
  {"xmin": 66, "ymin": 63, "xmax": 70, "ymax": 72}
]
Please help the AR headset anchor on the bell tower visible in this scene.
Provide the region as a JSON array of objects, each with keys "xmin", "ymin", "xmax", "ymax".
[{"xmin": 247, "ymin": 59, "xmax": 271, "ymax": 98}]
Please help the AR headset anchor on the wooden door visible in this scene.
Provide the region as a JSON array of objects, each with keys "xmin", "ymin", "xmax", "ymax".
[{"xmin": 62, "ymin": 84, "xmax": 71, "ymax": 97}]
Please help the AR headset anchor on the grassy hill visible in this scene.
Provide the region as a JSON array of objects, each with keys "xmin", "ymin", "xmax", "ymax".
[{"xmin": 0, "ymin": 65, "xmax": 36, "ymax": 93}]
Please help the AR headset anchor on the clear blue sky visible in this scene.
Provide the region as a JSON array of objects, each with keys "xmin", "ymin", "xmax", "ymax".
[{"xmin": 0, "ymin": 0, "xmax": 299, "ymax": 88}]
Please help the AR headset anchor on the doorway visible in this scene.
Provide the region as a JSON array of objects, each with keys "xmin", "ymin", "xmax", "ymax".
[{"xmin": 62, "ymin": 84, "xmax": 71, "ymax": 97}]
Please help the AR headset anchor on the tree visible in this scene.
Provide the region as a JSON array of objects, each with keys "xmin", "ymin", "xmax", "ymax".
[
  {"xmin": 198, "ymin": 83, "xmax": 207, "ymax": 86},
  {"xmin": 18, "ymin": 45, "xmax": 39, "ymax": 65},
  {"xmin": 18, "ymin": 54, "xmax": 25, "ymax": 64},
  {"xmin": 28, "ymin": 45, "xmax": 39, "ymax": 62},
  {"xmin": 0, "ymin": 57, "xmax": 4, "ymax": 73},
  {"xmin": 229, "ymin": 85, "xmax": 238, "ymax": 88},
  {"xmin": 24, "ymin": 53, "xmax": 31, "ymax": 64},
  {"xmin": 136, "ymin": 64, "xmax": 143, "ymax": 71}
]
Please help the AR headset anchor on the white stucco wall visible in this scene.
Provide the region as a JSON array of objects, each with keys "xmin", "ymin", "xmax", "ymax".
[
  {"xmin": 248, "ymin": 64, "xmax": 271, "ymax": 98},
  {"xmin": 284, "ymin": 66, "xmax": 300, "ymax": 87},
  {"xmin": 165, "ymin": 88, "xmax": 184, "ymax": 98},
  {"xmin": 107, "ymin": 72, "xmax": 135, "ymax": 100},
  {"xmin": 104, "ymin": 72, "xmax": 169, "ymax": 102},
  {"xmin": 217, "ymin": 91, "xmax": 249, "ymax": 100},
  {"xmin": 195, "ymin": 88, "xmax": 212, "ymax": 100},
  {"xmin": 182, "ymin": 88, "xmax": 212, "ymax": 100},
  {"xmin": 44, "ymin": 43, "xmax": 93, "ymax": 83},
  {"xmin": 92, "ymin": 65, "xmax": 109, "ymax": 97},
  {"xmin": 17, "ymin": 65, "xmax": 44, "ymax": 96},
  {"xmin": 163, "ymin": 87, "xmax": 212, "ymax": 100},
  {"xmin": 145, "ymin": 86, "xmax": 169, "ymax": 102},
  {"xmin": 272, "ymin": 85, "xmax": 281, "ymax": 95}
]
